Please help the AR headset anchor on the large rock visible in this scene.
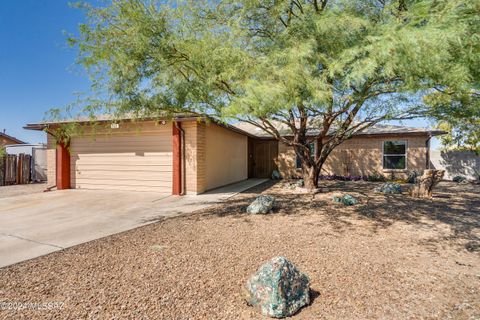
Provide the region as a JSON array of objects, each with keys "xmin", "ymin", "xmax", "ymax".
[
  {"xmin": 453, "ymin": 175, "xmax": 467, "ymax": 183},
  {"xmin": 332, "ymin": 194, "xmax": 358, "ymax": 206},
  {"xmin": 244, "ymin": 256, "xmax": 310, "ymax": 318},
  {"xmin": 246, "ymin": 195, "xmax": 275, "ymax": 214},
  {"xmin": 375, "ymin": 182, "xmax": 402, "ymax": 194}
]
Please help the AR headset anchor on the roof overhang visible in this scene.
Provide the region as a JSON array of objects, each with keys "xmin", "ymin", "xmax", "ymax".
[
  {"xmin": 0, "ymin": 133, "xmax": 26, "ymax": 144},
  {"xmin": 23, "ymin": 114, "xmax": 257, "ymax": 138}
]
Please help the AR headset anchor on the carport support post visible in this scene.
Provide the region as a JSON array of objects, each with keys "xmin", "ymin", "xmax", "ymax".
[
  {"xmin": 172, "ymin": 122, "xmax": 182, "ymax": 195},
  {"xmin": 56, "ymin": 142, "xmax": 71, "ymax": 190}
]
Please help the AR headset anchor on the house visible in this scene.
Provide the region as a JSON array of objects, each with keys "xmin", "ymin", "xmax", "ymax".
[
  {"xmin": 0, "ymin": 130, "xmax": 25, "ymax": 147},
  {"xmin": 24, "ymin": 115, "xmax": 445, "ymax": 195}
]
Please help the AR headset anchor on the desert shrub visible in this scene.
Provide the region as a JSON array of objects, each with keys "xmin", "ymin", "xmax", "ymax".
[
  {"xmin": 319, "ymin": 174, "xmax": 366, "ymax": 181},
  {"xmin": 375, "ymin": 182, "xmax": 402, "ymax": 194},
  {"xmin": 407, "ymin": 170, "xmax": 420, "ymax": 184},
  {"xmin": 367, "ymin": 171, "xmax": 386, "ymax": 182}
]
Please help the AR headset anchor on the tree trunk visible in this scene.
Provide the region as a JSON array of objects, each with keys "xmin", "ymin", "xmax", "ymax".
[
  {"xmin": 303, "ymin": 165, "xmax": 320, "ymax": 190},
  {"xmin": 409, "ymin": 169, "xmax": 445, "ymax": 198}
]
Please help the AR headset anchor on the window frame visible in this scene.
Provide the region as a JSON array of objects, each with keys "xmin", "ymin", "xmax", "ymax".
[{"xmin": 382, "ymin": 140, "xmax": 408, "ymax": 171}]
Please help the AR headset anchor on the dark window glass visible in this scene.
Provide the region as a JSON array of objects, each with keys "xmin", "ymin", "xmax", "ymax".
[
  {"xmin": 296, "ymin": 142, "xmax": 315, "ymax": 169},
  {"xmin": 383, "ymin": 141, "xmax": 406, "ymax": 155},
  {"xmin": 383, "ymin": 141, "xmax": 407, "ymax": 169},
  {"xmin": 383, "ymin": 155, "xmax": 406, "ymax": 169}
]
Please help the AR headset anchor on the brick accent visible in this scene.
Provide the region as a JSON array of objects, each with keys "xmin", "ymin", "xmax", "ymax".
[
  {"xmin": 183, "ymin": 121, "xmax": 207, "ymax": 194},
  {"xmin": 172, "ymin": 122, "xmax": 182, "ymax": 195}
]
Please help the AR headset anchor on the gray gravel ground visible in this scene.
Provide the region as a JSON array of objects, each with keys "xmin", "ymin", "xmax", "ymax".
[{"xmin": 0, "ymin": 181, "xmax": 479, "ymax": 319}]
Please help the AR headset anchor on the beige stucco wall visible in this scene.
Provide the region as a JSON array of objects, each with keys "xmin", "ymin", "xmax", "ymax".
[
  {"xmin": 277, "ymin": 135, "xmax": 428, "ymax": 179},
  {"xmin": 204, "ymin": 123, "xmax": 248, "ymax": 191}
]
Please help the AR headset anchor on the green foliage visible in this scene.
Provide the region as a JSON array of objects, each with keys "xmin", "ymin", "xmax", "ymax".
[
  {"xmin": 68, "ymin": 0, "xmax": 478, "ymax": 119},
  {"xmin": 0, "ymin": 147, "xmax": 6, "ymax": 159},
  {"xmin": 436, "ymin": 120, "xmax": 480, "ymax": 154}
]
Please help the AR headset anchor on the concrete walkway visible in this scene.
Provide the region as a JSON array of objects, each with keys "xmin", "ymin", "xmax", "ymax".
[{"xmin": 0, "ymin": 178, "xmax": 267, "ymax": 268}]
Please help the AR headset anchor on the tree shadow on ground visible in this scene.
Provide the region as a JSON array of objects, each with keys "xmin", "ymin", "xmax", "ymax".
[{"xmin": 188, "ymin": 180, "xmax": 480, "ymax": 253}]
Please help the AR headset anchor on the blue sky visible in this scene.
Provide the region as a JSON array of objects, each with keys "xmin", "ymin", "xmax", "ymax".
[
  {"xmin": 0, "ymin": 0, "xmax": 441, "ymax": 148},
  {"xmin": 0, "ymin": 0, "xmax": 90, "ymax": 144}
]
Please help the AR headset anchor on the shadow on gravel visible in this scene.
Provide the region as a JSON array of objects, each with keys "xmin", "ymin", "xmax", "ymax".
[{"xmin": 188, "ymin": 180, "xmax": 480, "ymax": 252}]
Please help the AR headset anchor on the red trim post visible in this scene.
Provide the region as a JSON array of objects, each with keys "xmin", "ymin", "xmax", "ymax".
[
  {"xmin": 172, "ymin": 122, "xmax": 182, "ymax": 195},
  {"xmin": 56, "ymin": 142, "xmax": 71, "ymax": 190}
]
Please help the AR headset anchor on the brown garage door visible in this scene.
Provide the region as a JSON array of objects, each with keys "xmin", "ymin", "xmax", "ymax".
[{"xmin": 70, "ymin": 126, "xmax": 172, "ymax": 193}]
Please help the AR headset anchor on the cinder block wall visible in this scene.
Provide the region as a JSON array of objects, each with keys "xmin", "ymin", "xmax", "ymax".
[{"xmin": 277, "ymin": 135, "xmax": 428, "ymax": 179}]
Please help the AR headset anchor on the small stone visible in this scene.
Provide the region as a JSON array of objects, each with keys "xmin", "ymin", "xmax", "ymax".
[
  {"xmin": 246, "ymin": 195, "xmax": 275, "ymax": 214},
  {"xmin": 244, "ymin": 256, "xmax": 310, "ymax": 318},
  {"xmin": 374, "ymin": 182, "xmax": 402, "ymax": 194}
]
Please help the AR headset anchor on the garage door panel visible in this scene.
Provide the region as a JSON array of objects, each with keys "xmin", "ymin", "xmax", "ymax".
[
  {"xmin": 72, "ymin": 135, "xmax": 171, "ymax": 145},
  {"xmin": 71, "ymin": 130, "xmax": 172, "ymax": 193},
  {"xmin": 74, "ymin": 171, "xmax": 173, "ymax": 181},
  {"xmin": 72, "ymin": 183, "xmax": 171, "ymax": 193},
  {"xmin": 71, "ymin": 146, "xmax": 171, "ymax": 154},
  {"xmin": 73, "ymin": 138, "xmax": 172, "ymax": 146},
  {"xmin": 73, "ymin": 159, "xmax": 172, "ymax": 167},
  {"xmin": 71, "ymin": 165, "xmax": 172, "ymax": 174},
  {"xmin": 72, "ymin": 178, "xmax": 172, "ymax": 187}
]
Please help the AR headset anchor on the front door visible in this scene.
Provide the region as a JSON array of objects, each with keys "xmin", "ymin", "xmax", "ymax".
[{"xmin": 248, "ymin": 139, "xmax": 278, "ymax": 178}]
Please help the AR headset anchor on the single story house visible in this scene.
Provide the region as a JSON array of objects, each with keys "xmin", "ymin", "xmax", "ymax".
[
  {"xmin": 24, "ymin": 115, "xmax": 445, "ymax": 195},
  {"xmin": 0, "ymin": 130, "xmax": 25, "ymax": 147}
]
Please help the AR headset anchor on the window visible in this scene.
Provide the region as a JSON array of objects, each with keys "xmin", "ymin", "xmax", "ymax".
[
  {"xmin": 383, "ymin": 140, "xmax": 407, "ymax": 170},
  {"xmin": 296, "ymin": 142, "xmax": 315, "ymax": 169}
]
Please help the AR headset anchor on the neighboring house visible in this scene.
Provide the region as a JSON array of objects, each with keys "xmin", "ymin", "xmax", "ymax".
[
  {"xmin": 24, "ymin": 115, "xmax": 445, "ymax": 195},
  {"xmin": 0, "ymin": 131, "xmax": 25, "ymax": 147}
]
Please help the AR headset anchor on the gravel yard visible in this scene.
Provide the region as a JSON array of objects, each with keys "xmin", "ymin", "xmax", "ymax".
[
  {"xmin": 0, "ymin": 180, "xmax": 479, "ymax": 319},
  {"xmin": 0, "ymin": 183, "xmax": 47, "ymax": 199}
]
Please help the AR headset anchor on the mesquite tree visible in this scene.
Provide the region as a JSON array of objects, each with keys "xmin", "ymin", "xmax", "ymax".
[{"xmin": 68, "ymin": 0, "xmax": 478, "ymax": 189}]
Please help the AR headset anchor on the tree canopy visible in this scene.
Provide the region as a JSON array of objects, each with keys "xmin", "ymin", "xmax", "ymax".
[{"xmin": 66, "ymin": 0, "xmax": 479, "ymax": 188}]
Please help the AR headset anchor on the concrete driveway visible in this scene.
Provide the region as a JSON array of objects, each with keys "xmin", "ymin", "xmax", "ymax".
[{"xmin": 0, "ymin": 179, "xmax": 267, "ymax": 268}]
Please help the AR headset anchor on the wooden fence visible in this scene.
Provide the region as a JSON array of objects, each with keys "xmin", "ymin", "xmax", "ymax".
[{"xmin": 0, "ymin": 153, "xmax": 32, "ymax": 186}]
